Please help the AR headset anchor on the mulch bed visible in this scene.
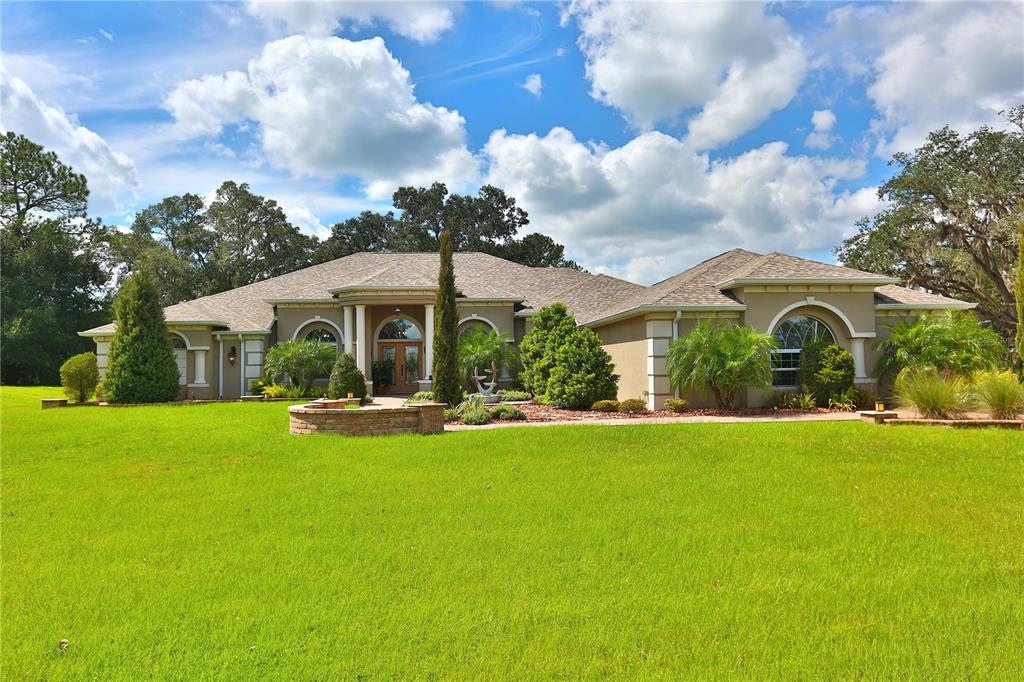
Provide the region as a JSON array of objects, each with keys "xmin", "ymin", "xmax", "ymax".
[{"xmin": 498, "ymin": 403, "xmax": 834, "ymax": 423}]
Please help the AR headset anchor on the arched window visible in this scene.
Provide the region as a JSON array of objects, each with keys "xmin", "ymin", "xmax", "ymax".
[
  {"xmin": 304, "ymin": 327, "xmax": 337, "ymax": 346},
  {"xmin": 458, "ymin": 320, "xmax": 489, "ymax": 338},
  {"xmin": 378, "ymin": 318, "xmax": 422, "ymax": 340},
  {"xmin": 771, "ymin": 316, "xmax": 835, "ymax": 387},
  {"xmin": 169, "ymin": 336, "xmax": 187, "ymax": 350}
]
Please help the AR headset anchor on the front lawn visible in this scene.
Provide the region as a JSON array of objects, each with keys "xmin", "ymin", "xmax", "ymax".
[{"xmin": 2, "ymin": 386, "xmax": 1022, "ymax": 679}]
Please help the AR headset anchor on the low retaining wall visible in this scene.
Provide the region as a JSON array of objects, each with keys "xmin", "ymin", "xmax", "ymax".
[
  {"xmin": 887, "ymin": 418, "xmax": 1023, "ymax": 430},
  {"xmin": 289, "ymin": 402, "xmax": 445, "ymax": 437}
]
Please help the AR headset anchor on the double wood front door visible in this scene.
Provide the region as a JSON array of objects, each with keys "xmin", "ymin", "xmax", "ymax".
[{"xmin": 377, "ymin": 341, "xmax": 422, "ymax": 393}]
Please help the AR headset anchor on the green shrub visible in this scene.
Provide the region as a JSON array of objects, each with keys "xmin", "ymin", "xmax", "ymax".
[
  {"xmin": 460, "ymin": 405, "xmax": 492, "ymax": 425},
  {"xmin": 248, "ymin": 376, "xmax": 273, "ymax": 396},
  {"xmin": 667, "ymin": 321, "xmax": 775, "ymax": 410},
  {"xmin": 795, "ymin": 340, "xmax": 829, "ymax": 393},
  {"xmin": 490, "ymin": 405, "xmax": 526, "ymax": 421},
  {"xmin": 59, "ymin": 352, "xmax": 99, "ymax": 403},
  {"xmin": 405, "ymin": 391, "xmax": 435, "ymax": 404},
  {"xmin": 443, "ymin": 407, "xmax": 460, "ymax": 421},
  {"xmin": 327, "ymin": 352, "xmax": 367, "ymax": 399},
  {"xmin": 796, "ymin": 393, "xmax": 816, "ymax": 410},
  {"xmin": 973, "ymin": 370, "xmax": 1024, "ymax": 419},
  {"xmin": 457, "ymin": 326, "xmax": 518, "ymax": 389},
  {"xmin": 103, "ymin": 272, "xmax": 181, "ymax": 404},
  {"xmin": 499, "ymin": 389, "xmax": 532, "ymax": 402},
  {"xmin": 519, "ymin": 303, "xmax": 576, "ymax": 398},
  {"xmin": 617, "ymin": 398, "xmax": 647, "ymax": 414},
  {"xmin": 264, "ymin": 340, "xmax": 337, "ymax": 393},
  {"xmin": 545, "ymin": 327, "xmax": 618, "ymax": 409},
  {"xmin": 591, "ymin": 399, "xmax": 619, "ymax": 412},
  {"xmin": 827, "ymin": 387, "xmax": 857, "ymax": 411},
  {"xmin": 810, "ymin": 344, "xmax": 855, "ymax": 405},
  {"xmin": 850, "ymin": 387, "xmax": 877, "ymax": 410},
  {"xmin": 766, "ymin": 391, "xmax": 796, "ymax": 409},
  {"xmin": 263, "ymin": 384, "xmax": 308, "ymax": 399},
  {"xmin": 664, "ymin": 398, "xmax": 689, "ymax": 413},
  {"xmin": 896, "ymin": 369, "xmax": 970, "ymax": 419}
]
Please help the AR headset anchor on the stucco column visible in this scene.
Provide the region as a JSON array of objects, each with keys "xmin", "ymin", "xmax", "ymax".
[
  {"xmin": 354, "ymin": 305, "xmax": 367, "ymax": 374},
  {"xmin": 193, "ymin": 350, "xmax": 207, "ymax": 385},
  {"xmin": 342, "ymin": 305, "xmax": 353, "ymax": 355},
  {"xmin": 424, "ymin": 303, "xmax": 435, "ymax": 379},
  {"xmin": 851, "ymin": 337, "xmax": 868, "ymax": 382},
  {"xmin": 645, "ymin": 315, "xmax": 674, "ymax": 410}
]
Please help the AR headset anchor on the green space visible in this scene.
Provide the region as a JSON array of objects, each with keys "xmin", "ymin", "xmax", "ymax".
[{"xmin": 2, "ymin": 386, "xmax": 1022, "ymax": 679}]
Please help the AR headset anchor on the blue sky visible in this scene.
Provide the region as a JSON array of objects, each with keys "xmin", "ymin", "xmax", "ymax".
[{"xmin": 2, "ymin": 1, "xmax": 1022, "ymax": 282}]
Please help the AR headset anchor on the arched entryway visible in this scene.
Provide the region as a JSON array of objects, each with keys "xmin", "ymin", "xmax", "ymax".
[{"xmin": 375, "ymin": 317, "xmax": 423, "ymax": 393}]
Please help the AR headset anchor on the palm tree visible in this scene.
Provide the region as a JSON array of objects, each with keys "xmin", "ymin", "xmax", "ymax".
[
  {"xmin": 666, "ymin": 321, "xmax": 776, "ymax": 410},
  {"xmin": 457, "ymin": 326, "xmax": 518, "ymax": 388},
  {"xmin": 875, "ymin": 311, "xmax": 1006, "ymax": 380}
]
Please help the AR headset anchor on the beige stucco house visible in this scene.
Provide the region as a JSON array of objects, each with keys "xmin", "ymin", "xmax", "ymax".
[{"xmin": 80, "ymin": 249, "xmax": 973, "ymax": 408}]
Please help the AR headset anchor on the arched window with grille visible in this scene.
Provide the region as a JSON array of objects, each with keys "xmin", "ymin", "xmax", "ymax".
[{"xmin": 771, "ymin": 316, "xmax": 835, "ymax": 387}]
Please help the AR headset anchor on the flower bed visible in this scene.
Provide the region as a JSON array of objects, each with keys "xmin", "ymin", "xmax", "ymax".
[{"xmin": 448, "ymin": 402, "xmax": 836, "ymax": 424}]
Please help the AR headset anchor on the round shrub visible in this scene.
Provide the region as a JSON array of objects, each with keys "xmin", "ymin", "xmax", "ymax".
[
  {"xmin": 591, "ymin": 399, "xmax": 619, "ymax": 412},
  {"xmin": 491, "ymin": 405, "xmax": 526, "ymax": 421},
  {"xmin": 60, "ymin": 352, "xmax": 99, "ymax": 403},
  {"xmin": 327, "ymin": 352, "xmax": 367, "ymax": 399},
  {"xmin": 813, "ymin": 344, "xmax": 855, "ymax": 402},
  {"xmin": 545, "ymin": 327, "xmax": 618, "ymax": 409},
  {"xmin": 617, "ymin": 398, "xmax": 647, "ymax": 414},
  {"xmin": 664, "ymin": 398, "xmax": 689, "ymax": 413},
  {"xmin": 519, "ymin": 303, "xmax": 577, "ymax": 398}
]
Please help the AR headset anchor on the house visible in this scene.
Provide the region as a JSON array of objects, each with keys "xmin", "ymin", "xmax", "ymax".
[{"xmin": 80, "ymin": 249, "xmax": 974, "ymax": 408}]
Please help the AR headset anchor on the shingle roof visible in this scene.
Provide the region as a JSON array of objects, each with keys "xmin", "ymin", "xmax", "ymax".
[
  {"xmin": 715, "ymin": 251, "xmax": 898, "ymax": 284},
  {"xmin": 81, "ymin": 249, "xmax": 974, "ymax": 335}
]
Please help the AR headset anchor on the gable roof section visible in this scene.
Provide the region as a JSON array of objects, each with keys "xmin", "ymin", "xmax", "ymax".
[{"xmin": 713, "ymin": 251, "xmax": 898, "ymax": 287}]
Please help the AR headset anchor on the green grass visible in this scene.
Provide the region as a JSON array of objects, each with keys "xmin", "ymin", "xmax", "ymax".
[{"xmin": 3, "ymin": 386, "xmax": 1023, "ymax": 679}]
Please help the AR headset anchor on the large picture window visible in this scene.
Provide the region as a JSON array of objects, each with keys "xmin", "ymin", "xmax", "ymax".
[
  {"xmin": 378, "ymin": 318, "xmax": 422, "ymax": 340},
  {"xmin": 771, "ymin": 316, "xmax": 835, "ymax": 387}
]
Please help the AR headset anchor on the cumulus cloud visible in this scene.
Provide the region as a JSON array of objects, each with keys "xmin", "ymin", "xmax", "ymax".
[
  {"xmin": 0, "ymin": 66, "xmax": 137, "ymax": 214},
  {"xmin": 565, "ymin": 1, "xmax": 805, "ymax": 148},
  {"xmin": 483, "ymin": 127, "xmax": 876, "ymax": 282},
  {"xmin": 245, "ymin": 1, "xmax": 456, "ymax": 43},
  {"xmin": 520, "ymin": 73, "xmax": 542, "ymax": 97},
  {"xmin": 827, "ymin": 2, "xmax": 1023, "ymax": 156},
  {"xmin": 805, "ymin": 109, "xmax": 837, "ymax": 150},
  {"xmin": 165, "ymin": 35, "xmax": 479, "ymax": 199}
]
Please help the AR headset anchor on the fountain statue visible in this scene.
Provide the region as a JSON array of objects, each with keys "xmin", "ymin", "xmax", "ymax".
[{"xmin": 472, "ymin": 360, "xmax": 501, "ymax": 403}]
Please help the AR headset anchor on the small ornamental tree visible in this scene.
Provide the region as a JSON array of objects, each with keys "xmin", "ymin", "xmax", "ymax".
[
  {"xmin": 327, "ymin": 352, "xmax": 367, "ymax": 399},
  {"xmin": 666, "ymin": 321, "xmax": 776, "ymax": 410},
  {"xmin": 432, "ymin": 230, "xmax": 461, "ymax": 406},
  {"xmin": 103, "ymin": 272, "xmax": 181, "ymax": 404},
  {"xmin": 59, "ymin": 352, "xmax": 98, "ymax": 402},
  {"xmin": 811, "ymin": 344, "xmax": 855, "ymax": 404},
  {"xmin": 519, "ymin": 303, "xmax": 576, "ymax": 397},
  {"xmin": 545, "ymin": 327, "xmax": 618, "ymax": 408},
  {"xmin": 264, "ymin": 340, "xmax": 336, "ymax": 394}
]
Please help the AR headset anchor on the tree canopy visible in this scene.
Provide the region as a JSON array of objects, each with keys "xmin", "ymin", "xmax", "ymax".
[
  {"xmin": 1, "ymin": 133, "xmax": 109, "ymax": 384},
  {"xmin": 837, "ymin": 106, "xmax": 1024, "ymax": 337}
]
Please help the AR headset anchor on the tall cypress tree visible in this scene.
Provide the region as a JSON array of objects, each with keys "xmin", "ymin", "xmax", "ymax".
[
  {"xmin": 1016, "ymin": 216, "xmax": 1024, "ymax": 375},
  {"xmin": 432, "ymin": 230, "xmax": 461, "ymax": 406},
  {"xmin": 104, "ymin": 272, "xmax": 181, "ymax": 403}
]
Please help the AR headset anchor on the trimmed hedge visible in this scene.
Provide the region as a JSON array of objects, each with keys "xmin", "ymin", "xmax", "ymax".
[
  {"xmin": 617, "ymin": 399, "xmax": 646, "ymax": 414},
  {"xmin": 664, "ymin": 398, "xmax": 688, "ymax": 413},
  {"xmin": 591, "ymin": 399, "xmax": 619, "ymax": 412}
]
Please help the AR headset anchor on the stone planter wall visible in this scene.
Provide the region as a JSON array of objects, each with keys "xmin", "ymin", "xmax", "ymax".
[{"xmin": 289, "ymin": 402, "xmax": 445, "ymax": 437}]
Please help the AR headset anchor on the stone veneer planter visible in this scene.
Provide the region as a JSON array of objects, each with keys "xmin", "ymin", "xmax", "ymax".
[{"xmin": 289, "ymin": 402, "xmax": 445, "ymax": 437}]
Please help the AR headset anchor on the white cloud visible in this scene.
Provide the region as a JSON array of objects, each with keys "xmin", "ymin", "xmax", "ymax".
[
  {"xmin": 0, "ymin": 66, "xmax": 137, "ymax": 214},
  {"xmin": 521, "ymin": 73, "xmax": 542, "ymax": 97},
  {"xmin": 99, "ymin": 28, "xmax": 114, "ymax": 42},
  {"xmin": 805, "ymin": 108, "xmax": 837, "ymax": 150},
  {"xmin": 827, "ymin": 2, "xmax": 1023, "ymax": 156},
  {"xmin": 245, "ymin": 1, "xmax": 456, "ymax": 43},
  {"xmin": 483, "ymin": 127, "xmax": 877, "ymax": 282},
  {"xmin": 282, "ymin": 204, "xmax": 329, "ymax": 239},
  {"xmin": 565, "ymin": 1, "xmax": 806, "ymax": 147},
  {"xmin": 165, "ymin": 35, "xmax": 479, "ymax": 200}
]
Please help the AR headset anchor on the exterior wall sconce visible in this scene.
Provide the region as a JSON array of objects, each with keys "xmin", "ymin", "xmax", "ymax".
[{"xmin": 228, "ymin": 346, "xmax": 237, "ymax": 365}]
